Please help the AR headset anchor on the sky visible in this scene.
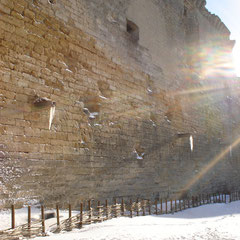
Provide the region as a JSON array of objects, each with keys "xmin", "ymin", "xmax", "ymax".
[{"xmin": 206, "ymin": 0, "xmax": 240, "ymax": 77}]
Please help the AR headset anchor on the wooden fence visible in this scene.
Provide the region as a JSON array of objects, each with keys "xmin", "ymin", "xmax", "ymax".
[{"xmin": 0, "ymin": 191, "xmax": 239, "ymax": 240}]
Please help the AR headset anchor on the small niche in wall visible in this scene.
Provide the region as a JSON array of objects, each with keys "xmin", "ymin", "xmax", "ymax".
[
  {"xmin": 126, "ymin": 19, "xmax": 139, "ymax": 42},
  {"xmin": 48, "ymin": 0, "xmax": 56, "ymax": 4},
  {"xmin": 183, "ymin": 6, "xmax": 188, "ymax": 17}
]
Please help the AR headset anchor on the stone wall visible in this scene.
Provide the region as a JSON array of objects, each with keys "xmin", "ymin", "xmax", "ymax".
[{"xmin": 0, "ymin": 0, "xmax": 240, "ymax": 208}]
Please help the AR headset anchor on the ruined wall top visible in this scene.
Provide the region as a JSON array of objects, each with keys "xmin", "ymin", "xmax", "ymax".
[{"xmin": 185, "ymin": 0, "xmax": 230, "ymax": 36}]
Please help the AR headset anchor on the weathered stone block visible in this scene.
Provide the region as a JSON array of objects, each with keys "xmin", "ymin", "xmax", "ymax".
[{"xmin": 0, "ymin": 0, "xmax": 238, "ymax": 208}]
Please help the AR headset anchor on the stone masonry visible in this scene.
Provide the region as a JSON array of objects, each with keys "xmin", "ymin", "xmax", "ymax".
[{"xmin": 0, "ymin": 0, "xmax": 240, "ymax": 208}]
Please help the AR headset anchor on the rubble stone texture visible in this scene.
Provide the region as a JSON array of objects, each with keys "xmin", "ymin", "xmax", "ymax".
[{"xmin": 0, "ymin": 0, "xmax": 240, "ymax": 207}]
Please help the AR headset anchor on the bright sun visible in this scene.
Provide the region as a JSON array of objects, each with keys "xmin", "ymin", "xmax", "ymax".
[{"xmin": 206, "ymin": 0, "xmax": 240, "ymax": 77}]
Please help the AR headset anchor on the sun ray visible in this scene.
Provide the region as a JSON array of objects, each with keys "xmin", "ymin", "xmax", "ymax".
[{"xmin": 178, "ymin": 136, "xmax": 240, "ymax": 198}]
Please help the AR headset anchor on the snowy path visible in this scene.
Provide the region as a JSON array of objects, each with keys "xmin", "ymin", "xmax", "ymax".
[{"xmin": 30, "ymin": 201, "xmax": 240, "ymax": 240}]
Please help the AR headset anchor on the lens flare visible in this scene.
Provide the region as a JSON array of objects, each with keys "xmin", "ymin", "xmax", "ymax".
[{"xmin": 179, "ymin": 137, "xmax": 240, "ymax": 198}]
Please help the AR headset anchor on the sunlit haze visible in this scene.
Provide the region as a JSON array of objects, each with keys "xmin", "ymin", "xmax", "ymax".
[{"xmin": 206, "ymin": 0, "xmax": 240, "ymax": 77}]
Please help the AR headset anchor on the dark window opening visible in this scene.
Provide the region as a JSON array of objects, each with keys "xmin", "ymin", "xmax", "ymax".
[
  {"xmin": 49, "ymin": 0, "xmax": 56, "ymax": 4},
  {"xmin": 127, "ymin": 19, "xmax": 139, "ymax": 42},
  {"xmin": 183, "ymin": 6, "xmax": 188, "ymax": 17}
]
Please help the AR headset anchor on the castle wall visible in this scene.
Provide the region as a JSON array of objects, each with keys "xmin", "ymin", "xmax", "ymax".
[{"xmin": 0, "ymin": 0, "xmax": 239, "ymax": 208}]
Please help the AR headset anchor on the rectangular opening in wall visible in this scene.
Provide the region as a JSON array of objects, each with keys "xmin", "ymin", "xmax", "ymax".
[
  {"xmin": 126, "ymin": 19, "xmax": 139, "ymax": 42},
  {"xmin": 184, "ymin": 6, "xmax": 188, "ymax": 17}
]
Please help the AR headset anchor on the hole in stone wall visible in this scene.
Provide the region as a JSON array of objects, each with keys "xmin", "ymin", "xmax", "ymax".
[
  {"xmin": 33, "ymin": 96, "xmax": 56, "ymax": 108},
  {"xmin": 48, "ymin": 0, "xmax": 56, "ymax": 4},
  {"xmin": 165, "ymin": 110, "xmax": 173, "ymax": 123},
  {"xmin": 97, "ymin": 80, "xmax": 112, "ymax": 99},
  {"xmin": 80, "ymin": 93, "xmax": 101, "ymax": 121},
  {"xmin": 133, "ymin": 145, "xmax": 145, "ymax": 160},
  {"xmin": 83, "ymin": 97, "xmax": 100, "ymax": 114},
  {"xmin": 150, "ymin": 112, "xmax": 157, "ymax": 126},
  {"xmin": 127, "ymin": 19, "xmax": 139, "ymax": 42},
  {"xmin": 33, "ymin": 96, "xmax": 56, "ymax": 130},
  {"xmin": 183, "ymin": 6, "xmax": 188, "ymax": 17}
]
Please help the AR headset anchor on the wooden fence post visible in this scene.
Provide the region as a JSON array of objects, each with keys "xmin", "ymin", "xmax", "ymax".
[
  {"xmin": 69, "ymin": 204, "xmax": 72, "ymax": 219},
  {"xmin": 68, "ymin": 203, "xmax": 72, "ymax": 230},
  {"xmin": 41, "ymin": 205, "xmax": 45, "ymax": 234},
  {"xmin": 121, "ymin": 198, "xmax": 124, "ymax": 216},
  {"xmin": 28, "ymin": 206, "xmax": 31, "ymax": 230},
  {"xmin": 98, "ymin": 201, "xmax": 102, "ymax": 222},
  {"xmin": 88, "ymin": 200, "xmax": 92, "ymax": 224},
  {"xmin": 79, "ymin": 203, "xmax": 83, "ymax": 228},
  {"xmin": 170, "ymin": 199, "xmax": 173, "ymax": 213},
  {"xmin": 114, "ymin": 198, "xmax": 117, "ymax": 218},
  {"xmin": 148, "ymin": 200, "xmax": 151, "ymax": 215},
  {"xmin": 130, "ymin": 199, "xmax": 133, "ymax": 218},
  {"xmin": 175, "ymin": 199, "xmax": 177, "ymax": 212},
  {"xmin": 136, "ymin": 198, "xmax": 139, "ymax": 216},
  {"xmin": 179, "ymin": 199, "xmax": 181, "ymax": 211},
  {"xmin": 142, "ymin": 200, "xmax": 145, "ymax": 216},
  {"xmin": 56, "ymin": 204, "xmax": 60, "ymax": 227},
  {"xmin": 160, "ymin": 199, "xmax": 163, "ymax": 214},
  {"xmin": 105, "ymin": 200, "xmax": 109, "ymax": 220},
  {"xmin": 155, "ymin": 199, "xmax": 158, "ymax": 215},
  {"xmin": 11, "ymin": 204, "xmax": 15, "ymax": 229},
  {"xmin": 165, "ymin": 199, "xmax": 167, "ymax": 214}
]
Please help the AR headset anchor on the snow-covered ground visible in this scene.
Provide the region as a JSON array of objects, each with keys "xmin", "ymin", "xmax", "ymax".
[
  {"xmin": 2, "ymin": 201, "xmax": 240, "ymax": 239},
  {"xmin": 31, "ymin": 201, "xmax": 240, "ymax": 240},
  {"xmin": 0, "ymin": 207, "xmax": 78, "ymax": 231}
]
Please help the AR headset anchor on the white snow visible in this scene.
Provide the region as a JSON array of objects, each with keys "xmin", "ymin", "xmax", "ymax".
[
  {"xmin": 99, "ymin": 95, "xmax": 107, "ymax": 100},
  {"xmin": 35, "ymin": 201, "xmax": 240, "ymax": 239},
  {"xmin": 189, "ymin": 135, "xmax": 194, "ymax": 152},
  {"xmin": 89, "ymin": 112, "xmax": 99, "ymax": 119},
  {"xmin": 147, "ymin": 87, "xmax": 153, "ymax": 93},
  {"xmin": 133, "ymin": 149, "xmax": 145, "ymax": 160},
  {"xmin": 0, "ymin": 207, "xmax": 78, "ymax": 231},
  {"xmin": 49, "ymin": 105, "xmax": 55, "ymax": 130},
  {"xmin": 2, "ymin": 201, "xmax": 240, "ymax": 240}
]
